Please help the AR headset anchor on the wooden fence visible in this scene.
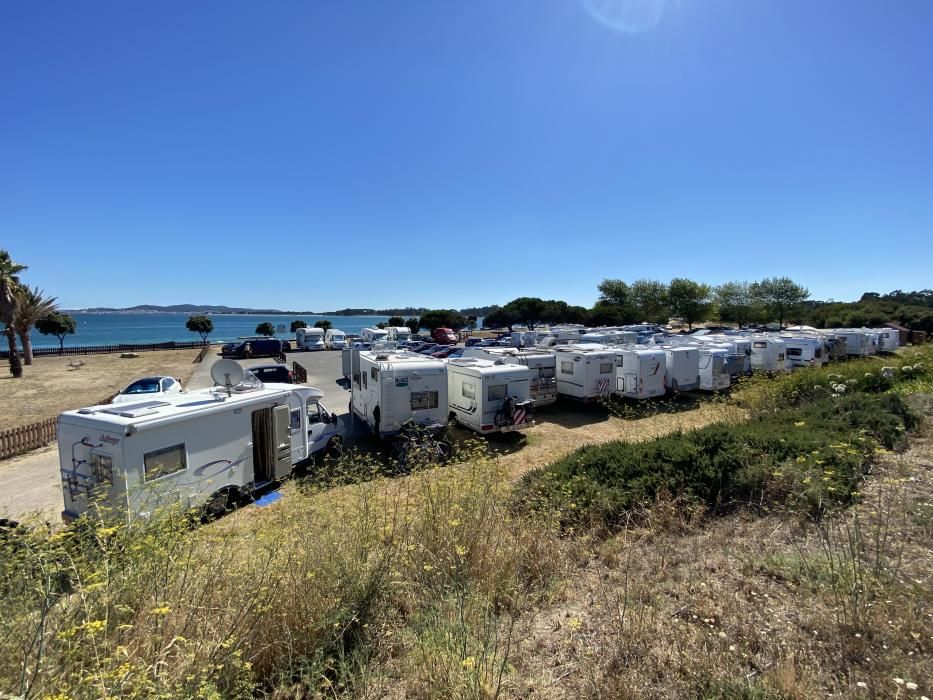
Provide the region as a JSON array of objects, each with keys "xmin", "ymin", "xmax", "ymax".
[
  {"xmin": 0, "ymin": 392, "xmax": 118, "ymax": 461},
  {"xmin": 1, "ymin": 340, "xmax": 207, "ymax": 359}
]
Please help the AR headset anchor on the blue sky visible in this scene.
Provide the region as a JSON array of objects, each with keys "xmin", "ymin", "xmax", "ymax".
[{"xmin": 2, "ymin": 0, "xmax": 931, "ymax": 310}]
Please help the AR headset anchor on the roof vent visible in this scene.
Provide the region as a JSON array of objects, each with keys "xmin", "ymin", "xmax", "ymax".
[{"xmin": 375, "ymin": 353, "xmax": 390, "ymax": 361}]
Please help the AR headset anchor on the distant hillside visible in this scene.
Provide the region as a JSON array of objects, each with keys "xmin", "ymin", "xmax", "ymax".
[{"xmin": 63, "ymin": 304, "xmax": 495, "ymax": 316}]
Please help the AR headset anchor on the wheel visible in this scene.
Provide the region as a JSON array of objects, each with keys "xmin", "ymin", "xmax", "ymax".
[{"xmin": 202, "ymin": 489, "xmax": 234, "ymax": 521}]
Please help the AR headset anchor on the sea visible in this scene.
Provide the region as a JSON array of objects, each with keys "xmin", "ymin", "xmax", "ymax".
[{"xmin": 27, "ymin": 313, "xmax": 399, "ymax": 349}]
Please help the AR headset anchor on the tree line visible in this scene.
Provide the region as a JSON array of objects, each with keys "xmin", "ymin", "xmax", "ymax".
[{"xmin": 1, "ymin": 249, "xmax": 77, "ymax": 377}]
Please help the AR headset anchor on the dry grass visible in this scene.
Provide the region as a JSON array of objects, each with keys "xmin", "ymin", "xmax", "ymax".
[
  {"xmin": 0, "ymin": 349, "xmax": 202, "ymax": 429},
  {"xmin": 506, "ymin": 425, "xmax": 933, "ymax": 698}
]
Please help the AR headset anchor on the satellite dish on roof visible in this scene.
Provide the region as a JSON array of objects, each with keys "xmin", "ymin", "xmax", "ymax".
[{"xmin": 211, "ymin": 359, "xmax": 244, "ymax": 395}]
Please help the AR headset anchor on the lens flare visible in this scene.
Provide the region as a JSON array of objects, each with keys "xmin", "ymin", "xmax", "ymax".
[{"xmin": 581, "ymin": 0, "xmax": 667, "ymax": 34}]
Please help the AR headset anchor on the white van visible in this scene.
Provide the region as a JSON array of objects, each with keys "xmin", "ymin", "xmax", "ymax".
[
  {"xmin": 58, "ymin": 384, "xmax": 341, "ymax": 523},
  {"xmin": 295, "ymin": 327, "xmax": 325, "ymax": 351},
  {"xmin": 446, "ymin": 358, "xmax": 534, "ymax": 434},
  {"xmin": 325, "ymin": 328, "xmax": 347, "ymax": 350},
  {"xmin": 351, "ymin": 349, "xmax": 448, "ymax": 439}
]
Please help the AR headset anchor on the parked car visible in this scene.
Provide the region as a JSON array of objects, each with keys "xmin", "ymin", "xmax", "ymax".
[
  {"xmin": 221, "ymin": 338, "xmax": 284, "ymax": 359},
  {"xmin": 417, "ymin": 344, "xmax": 441, "ymax": 355},
  {"xmin": 247, "ymin": 364, "xmax": 294, "ymax": 384},
  {"xmin": 431, "ymin": 346, "xmax": 460, "ymax": 358},
  {"xmin": 440, "ymin": 347, "xmax": 464, "ymax": 359},
  {"xmin": 406, "ymin": 341, "xmax": 431, "ymax": 353},
  {"xmin": 111, "ymin": 376, "xmax": 183, "ymax": 404},
  {"xmin": 464, "ymin": 337, "xmax": 484, "ymax": 347},
  {"xmin": 432, "ymin": 327, "xmax": 457, "ymax": 345}
]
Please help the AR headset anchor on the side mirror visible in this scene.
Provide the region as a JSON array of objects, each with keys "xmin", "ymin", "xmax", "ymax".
[{"xmin": 332, "ymin": 413, "xmax": 339, "ymax": 425}]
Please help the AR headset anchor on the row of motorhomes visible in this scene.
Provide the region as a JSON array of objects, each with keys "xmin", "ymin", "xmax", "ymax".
[
  {"xmin": 53, "ymin": 324, "xmax": 901, "ymax": 525},
  {"xmin": 347, "ymin": 325, "xmax": 902, "ymax": 440}
]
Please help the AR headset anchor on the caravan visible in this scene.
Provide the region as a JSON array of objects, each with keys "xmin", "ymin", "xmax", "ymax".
[
  {"xmin": 461, "ymin": 346, "xmax": 558, "ymax": 406},
  {"xmin": 295, "ymin": 327, "xmax": 325, "ymax": 351},
  {"xmin": 698, "ymin": 348, "xmax": 731, "ymax": 391},
  {"xmin": 551, "ymin": 345, "xmax": 618, "ymax": 401},
  {"xmin": 446, "ymin": 358, "xmax": 534, "ymax": 434},
  {"xmin": 57, "ymin": 380, "xmax": 341, "ymax": 523},
  {"xmin": 830, "ymin": 330, "xmax": 870, "ymax": 357},
  {"xmin": 780, "ymin": 335, "xmax": 825, "ymax": 369},
  {"xmin": 662, "ymin": 346, "xmax": 701, "ymax": 392},
  {"xmin": 615, "ymin": 347, "xmax": 667, "ymax": 399},
  {"xmin": 750, "ymin": 337, "xmax": 788, "ymax": 372},
  {"xmin": 351, "ymin": 350, "xmax": 448, "ymax": 439},
  {"xmin": 876, "ymin": 328, "xmax": 900, "ymax": 353},
  {"xmin": 325, "ymin": 328, "xmax": 347, "ymax": 350}
]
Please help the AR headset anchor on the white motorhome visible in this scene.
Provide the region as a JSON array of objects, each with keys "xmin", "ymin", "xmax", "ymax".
[
  {"xmin": 662, "ymin": 346, "xmax": 701, "ymax": 392},
  {"xmin": 876, "ymin": 328, "xmax": 900, "ymax": 353},
  {"xmin": 361, "ymin": 327, "xmax": 389, "ymax": 343},
  {"xmin": 446, "ymin": 358, "xmax": 534, "ymax": 434},
  {"xmin": 750, "ymin": 337, "xmax": 788, "ymax": 372},
  {"xmin": 615, "ymin": 347, "xmax": 667, "ymax": 399},
  {"xmin": 551, "ymin": 345, "xmax": 618, "ymax": 401},
  {"xmin": 580, "ymin": 330, "xmax": 638, "ymax": 346},
  {"xmin": 386, "ymin": 326, "xmax": 413, "ymax": 344},
  {"xmin": 461, "ymin": 346, "xmax": 558, "ymax": 406},
  {"xmin": 351, "ymin": 350, "xmax": 448, "ymax": 439},
  {"xmin": 341, "ymin": 342, "xmax": 371, "ymax": 379},
  {"xmin": 325, "ymin": 328, "xmax": 347, "ymax": 350},
  {"xmin": 698, "ymin": 348, "xmax": 731, "ymax": 391},
  {"xmin": 295, "ymin": 327, "xmax": 325, "ymax": 351},
  {"xmin": 830, "ymin": 330, "xmax": 870, "ymax": 357},
  {"xmin": 780, "ymin": 335, "xmax": 826, "ymax": 369},
  {"xmin": 537, "ymin": 329, "xmax": 584, "ymax": 348},
  {"xmin": 57, "ymin": 383, "xmax": 341, "ymax": 523}
]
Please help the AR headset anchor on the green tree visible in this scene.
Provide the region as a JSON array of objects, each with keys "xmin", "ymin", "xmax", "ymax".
[
  {"xmin": 387, "ymin": 316, "xmax": 405, "ymax": 327},
  {"xmin": 588, "ymin": 301, "xmax": 626, "ymax": 327},
  {"xmin": 630, "ymin": 279, "xmax": 669, "ymax": 324},
  {"xmin": 595, "ymin": 278, "xmax": 636, "ymax": 321},
  {"xmin": 482, "ymin": 306, "xmax": 519, "ymax": 331},
  {"xmin": 0, "ymin": 250, "xmax": 26, "ymax": 377},
  {"xmin": 667, "ymin": 278, "xmax": 712, "ymax": 330},
  {"xmin": 750, "ymin": 277, "xmax": 810, "ymax": 328},
  {"xmin": 313, "ymin": 319, "xmax": 332, "ymax": 331},
  {"xmin": 405, "ymin": 317, "xmax": 421, "ymax": 335},
  {"xmin": 13, "ymin": 285, "xmax": 58, "ymax": 364},
  {"xmin": 419, "ymin": 309, "xmax": 467, "ymax": 331},
  {"xmin": 715, "ymin": 281, "xmax": 756, "ymax": 327},
  {"xmin": 501, "ymin": 297, "xmax": 547, "ymax": 329},
  {"xmin": 35, "ymin": 313, "xmax": 76, "ymax": 355},
  {"xmin": 186, "ymin": 315, "xmax": 214, "ymax": 344},
  {"xmin": 290, "ymin": 319, "xmax": 308, "ymax": 333},
  {"xmin": 255, "ymin": 321, "xmax": 276, "ymax": 337}
]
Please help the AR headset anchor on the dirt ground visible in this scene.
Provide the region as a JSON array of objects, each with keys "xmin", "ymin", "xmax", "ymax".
[{"xmin": 0, "ymin": 349, "xmax": 203, "ymax": 429}]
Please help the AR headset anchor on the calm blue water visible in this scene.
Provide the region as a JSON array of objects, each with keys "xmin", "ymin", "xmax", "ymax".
[{"xmin": 28, "ymin": 314, "xmax": 396, "ymax": 349}]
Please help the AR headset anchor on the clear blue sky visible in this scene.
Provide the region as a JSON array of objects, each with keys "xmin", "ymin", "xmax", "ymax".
[{"xmin": 2, "ymin": 0, "xmax": 931, "ymax": 311}]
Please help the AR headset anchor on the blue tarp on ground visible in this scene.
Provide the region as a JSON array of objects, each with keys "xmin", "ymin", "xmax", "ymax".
[{"xmin": 254, "ymin": 491, "xmax": 283, "ymax": 507}]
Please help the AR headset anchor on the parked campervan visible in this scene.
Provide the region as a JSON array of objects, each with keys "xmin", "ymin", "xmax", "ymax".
[
  {"xmin": 386, "ymin": 327, "xmax": 412, "ymax": 344},
  {"xmin": 551, "ymin": 345, "xmax": 618, "ymax": 401},
  {"xmin": 704, "ymin": 340, "xmax": 751, "ymax": 378},
  {"xmin": 876, "ymin": 328, "xmax": 900, "ymax": 353},
  {"xmin": 780, "ymin": 335, "xmax": 825, "ymax": 369},
  {"xmin": 537, "ymin": 329, "xmax": 584, "ymax": 348},
  {"xmin": 698, "ymin": 348, "xmax": 731, "ymax": 391},
  {"xmin": 295, "ymin": 327, "xmax": 325, "ymax": 351},
  {"xmin": 615, "ymin": 347, "xmax": 667, "ymax": 399},
  {"xmin": 57, "ymin": 382, "xmax": 341, "ymax": 523},
  {"xmin": 361, "ymin": 327, "xmax": 389, "ymax": 343},
  {"xmin": 341, "ymin": 342, "xmax": 371, "ymax": 380},
  {"xmin": 830, "ymin": 330, "xmax": 870, "ymax": 357},
  {"xmin": 750, "ymin": 337, "xmax": 788, "ymax": 372},
  {"xmin": 662, "ymin": 346, "xmax": 701, "ymax": 392},
  {"xmin": 325, "ymin": 328, "xmax": 347, "ymax": 350},
  {"xmin": 446, "ymin": 358, "xmax": 534, "ymax": 434},
  {"xmin": 461, "ymin": 346, "xmax": 558, "ymax": 406},
  {"xmin": 351, "ymin": 350, "xmax": 448, "ymax": 439}
]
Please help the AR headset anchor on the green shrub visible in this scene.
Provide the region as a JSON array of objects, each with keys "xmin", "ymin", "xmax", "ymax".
[{"xmin": 514, "ymin": 394, "xmax": 919, "ymax": 530}]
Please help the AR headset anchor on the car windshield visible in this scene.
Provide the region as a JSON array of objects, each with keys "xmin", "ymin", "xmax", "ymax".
[{"xmin": 123, "ymin": 378, "xmax": 161, "ymax": 394}]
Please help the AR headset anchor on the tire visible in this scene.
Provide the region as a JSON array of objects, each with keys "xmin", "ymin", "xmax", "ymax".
[{"xmin": 202, "ymin": 489, "xmax": 234, "ymax": 521}]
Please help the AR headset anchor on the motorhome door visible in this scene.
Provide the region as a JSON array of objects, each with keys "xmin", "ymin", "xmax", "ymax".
[{"xmin": 272, "ymin": 404, "xmax": 292, "ymax": 480}]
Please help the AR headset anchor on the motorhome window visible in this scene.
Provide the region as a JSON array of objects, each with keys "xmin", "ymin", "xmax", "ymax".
[
  {"xmin": 161, "ymin": 378, "xmax": 175, "ymax": 392},
  {"xmin": 91, "ymin": 454, "xmax": 113, "ymax": 484},
  {"xmin": 787, "ymin": 348, "xmax": 802, "ymax": 357},
  {"xmin": 615, "ymin": 356, "xmax": 623, "ymax": 367},
  {"xmin": 488, "ymin": 385, "xmax": 506, "ymax": 401},
  {"xmin": 290, "ymin": 409, "xmax": 301, "ymax": 431},
  {"xmin": 371, "ymin": 367, "xmax": 378, "ymax": 381},
  {"xmin": 560, "ymin": 361, "xmax": 574, "ymax": 375},
  {"xmin": 778, "ymin": 353, "xmax": 785, "ymax": 361},
  {"xmin": 307, "ymin": 402, "xmax": 323, "ymax": 424},
  {"xmin": 410, "ymin": 391, "xmax": 438, "ymax": 410},
  {"xmin": 143, "ymin": 443, "xmax": 187, "ymax": 482},
  {"xmin": 753, "ymin": 341, "xmax": 768, "ymax": 348},
  {"xmin": 462, "ymin": 382, "xmax": 475, "ymax": 399},
  {"xmin": 599, "ymin": 362, "xmax": 613, "ymax": 374},
  {"xmin": 353, "ymin": 373, "xmax": 361, "ymax": 388}
]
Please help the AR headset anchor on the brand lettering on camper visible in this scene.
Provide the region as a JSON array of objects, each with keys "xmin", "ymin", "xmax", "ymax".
[{"xmin": 100, "ymin": 434, "xmax": 120, "ymax": 446}]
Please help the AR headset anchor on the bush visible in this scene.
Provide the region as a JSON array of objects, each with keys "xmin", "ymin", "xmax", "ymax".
[{"xmin": 514, "ymin": 393, "xmax": 919, "ymax": 530}]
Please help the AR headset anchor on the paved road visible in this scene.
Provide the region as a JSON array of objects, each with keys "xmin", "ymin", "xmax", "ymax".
[{"xmin": 0, "ymin": 349, "xmax": 354, "ymax": 524}]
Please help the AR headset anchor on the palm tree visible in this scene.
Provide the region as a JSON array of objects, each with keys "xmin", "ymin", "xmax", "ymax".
[
  {"xmin": 0, "ymin": 250, "xmax": 27, "ymax": 378},
  {"xmin": 13, "ymin": 285, "xmax": 58, "ymax": 365}
]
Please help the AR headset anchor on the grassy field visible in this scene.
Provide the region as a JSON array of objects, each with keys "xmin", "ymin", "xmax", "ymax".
[
  {"xmin": 1, "ymin": 346, "xmax": 930, "ymax": 698},
  {"xmin": 0, "ymin": 349, "xmax": 203, "ymax": 429}
]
